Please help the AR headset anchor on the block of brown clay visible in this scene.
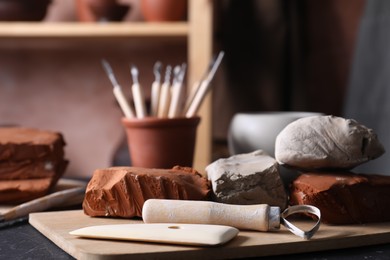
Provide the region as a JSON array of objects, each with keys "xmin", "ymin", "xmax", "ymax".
[
  {"xmin": 0, "ymin": 178, "xmax": 53, "ymax": 204},
  {"xmin": 0, "ymin": 127, "xmax": 68, "ymax": 203},
  {"xmin": 290, "ymin": 172, "xmax": 390, "ymax": 224},
  {"xmin": 83, "ymin": 166, "xmax": 211, "ymax": 218}
]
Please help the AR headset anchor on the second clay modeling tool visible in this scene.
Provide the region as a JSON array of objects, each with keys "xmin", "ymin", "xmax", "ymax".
[
  {"xmin": 102, "ymin": 60, "xmax": 135, "ymax": 118},
  {"xmin": 130, "ymin": 64, "xmax": 147, "ymax": 118},
  {"xmin": 150, "ymin": 61, "xmax": 162, "ymax": 116},
  {"xmin": 168, "ymin": 63, "xmax": 187, "ymax": 118},
  {"xmin": 185, "ymin": 51, "xmax": 224, "ymax": 117},
  {"xmin": 157, "ymin": 65, "xmax": 172, "ymax": 118}
]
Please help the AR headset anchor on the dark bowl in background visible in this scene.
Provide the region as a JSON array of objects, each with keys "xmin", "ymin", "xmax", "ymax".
[
  {"xmin": 75, "ymin": 0, "xmax": 131, "ymax": 22},
  {"xmin": 0, "ymin": 0, "xmax": 52, "ymax": 21}
]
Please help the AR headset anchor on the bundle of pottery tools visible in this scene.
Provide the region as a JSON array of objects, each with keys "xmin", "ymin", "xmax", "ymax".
[{"xmin": 102, "ymin": 51, "xmax": 224, "ymax": 119}]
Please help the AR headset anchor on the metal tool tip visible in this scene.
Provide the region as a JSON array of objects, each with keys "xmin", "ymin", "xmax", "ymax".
[
  {"xmin": 154, "ymin": 61, "xmax": 162, "ymax": 70},
  {"xmin": 174, "ymin": 65, "xmax": 181, "ymax": 74},
  {"xmin": 130, "ymin": 64, "xmax": 139, "ymax": 76},
  {"xmin": 101, "ymin": 59, "xmax": 110, "ymax": 69}
]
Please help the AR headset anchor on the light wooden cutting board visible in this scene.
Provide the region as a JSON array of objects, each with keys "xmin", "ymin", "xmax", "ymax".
[{"xmin": 29, "ymin": 210, "xmax": 390, "ymax": 260}]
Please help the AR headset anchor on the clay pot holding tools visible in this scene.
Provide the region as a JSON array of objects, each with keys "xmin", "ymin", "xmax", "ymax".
[
  {"xmin": 122, "ymin": 116, "xmax": 200, "ymax": 169},
  {"xmin": 75, "ymin": 0, "xmax": 130, "ymax": 22},
  {"xmin": 140, "ymin": 0, "xmax": 187, "ymax": 21}
]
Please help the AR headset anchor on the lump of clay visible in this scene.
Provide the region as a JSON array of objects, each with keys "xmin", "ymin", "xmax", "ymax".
[
  {"xmin": 290, "ymin": 172, "xmax": 390, "ymax": 224},
  {"xmin": 0, "ymin": 178, "xmax": 54, "ymax": 204},
  {"xmin": 206, "ymin": 150, "xmax": 287, "ymax": 209},
  {"xmin": 83, "ymin": 166, "xmax": 211, "ymax": 218},
  {"xmin": 0, "ymin": 127, "xmax": 68, "ymax": 204},
  {"xmin": 275, "ymin": 115, "xmax": 385, "ymax": 170}
]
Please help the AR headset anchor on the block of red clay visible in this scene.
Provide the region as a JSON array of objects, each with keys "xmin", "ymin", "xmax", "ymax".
[
  {"xmin": 83, "ymin": 166, "xmax": 211, "ymax": 218},
  {"xmin": 290, "ymin": 172, "xmax": 390, "ymax": 224}
]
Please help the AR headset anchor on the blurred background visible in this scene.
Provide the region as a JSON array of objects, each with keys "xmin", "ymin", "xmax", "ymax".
[{"xmin": 2, "ymin": 0, "xmax": 389, "ymax": 177}]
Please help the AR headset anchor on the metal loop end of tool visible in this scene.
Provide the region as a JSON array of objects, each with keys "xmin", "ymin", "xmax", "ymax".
[{"xmin": 280, "ymin": 205, "xmax": 321, "ymax": 240}]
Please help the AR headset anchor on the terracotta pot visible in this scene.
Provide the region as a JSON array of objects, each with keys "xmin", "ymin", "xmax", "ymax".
[
  {"xmin": 0, "ymin": 0, "xmax": 51, "ymax": 21},
  {"xmin": 140, "ymin": 0, "xmax": 187, "ymax": 22},
  {"xmin": 122, "ymin": 116, "xmax": 200, "ymax": 169},
  {"xmin": 75, "ymin": 0, "xmax": 130, "ymax": 22}
]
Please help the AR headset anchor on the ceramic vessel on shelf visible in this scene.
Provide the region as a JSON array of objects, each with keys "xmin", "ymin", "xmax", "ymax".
[
  {"xmin": 0, "ymin": 0, "xmax": 51, "ymax": 21},
  {"xmin": 75, "ymin": 0, "xmax": 130, "ymax": 22},
  {"xmin": 140, "ymin": 0, "xmax": 187, "ymax": 22}
]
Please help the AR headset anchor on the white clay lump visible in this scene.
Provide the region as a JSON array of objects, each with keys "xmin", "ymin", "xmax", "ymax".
[
  {"xmin": 206, "ymin": 150, "xmax": 287, "ymax": 209},
  {"xmin": 275, "ymin": 115, "xmax": 385, "ymax": 170}
]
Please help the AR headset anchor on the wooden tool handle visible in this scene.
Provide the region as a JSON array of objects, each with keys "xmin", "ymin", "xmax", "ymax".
[
  {"xmin": 142, "ymin": 199, "xmax": 280, "ymax": 231},
  {"xmin": 113, "ymin": 87, "xmax": 134, "ymax": 118},
  {"xmin": 132, "ymin": 83, "xmax": 147, "ymax": 118},
  {"xmin": 150, "ymin": 81, "xmax": 161, "ymax": 116},
  {"xmin": 157, "ymin": 82, "xmax": 171, "ymax": 118}
]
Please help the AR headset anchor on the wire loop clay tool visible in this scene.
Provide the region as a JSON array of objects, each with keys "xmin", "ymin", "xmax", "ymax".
[{"xmin": 143, "ymin": 199, "xmax": 321, "ymax": 240}]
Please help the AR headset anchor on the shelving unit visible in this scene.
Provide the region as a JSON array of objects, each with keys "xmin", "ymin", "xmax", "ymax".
[
  {"xmin": 0, "ymin": 0, "xmax": 213, "ymax": 172},
  {"xmin": 0, "ymin": 22, "xmax": 189, "ymax": 38}
]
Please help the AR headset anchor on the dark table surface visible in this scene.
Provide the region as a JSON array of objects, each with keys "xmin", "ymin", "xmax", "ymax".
[{"xmin": 1, "ymin": 216, "xmax": 390, "ymax": 260}]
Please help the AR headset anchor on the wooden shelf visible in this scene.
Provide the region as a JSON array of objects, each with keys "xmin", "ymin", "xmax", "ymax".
[
  {"xmin": 0, "ymin": 0, "xmax": 213, "ymax": 172},
  {"xmin": 0, "ymin": 22, "xmax": 189, "ymax": 38}
]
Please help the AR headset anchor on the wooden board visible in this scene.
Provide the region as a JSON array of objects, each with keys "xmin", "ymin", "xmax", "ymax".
[{"xmin": 29, "ymin": 210, "xmax": 390, "ymax": 260}]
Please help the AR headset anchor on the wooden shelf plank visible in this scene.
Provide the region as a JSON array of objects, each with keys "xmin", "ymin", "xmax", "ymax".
[{"xmin": 0, "ymin": 22, "xmax": 189, "ymax": 38}]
